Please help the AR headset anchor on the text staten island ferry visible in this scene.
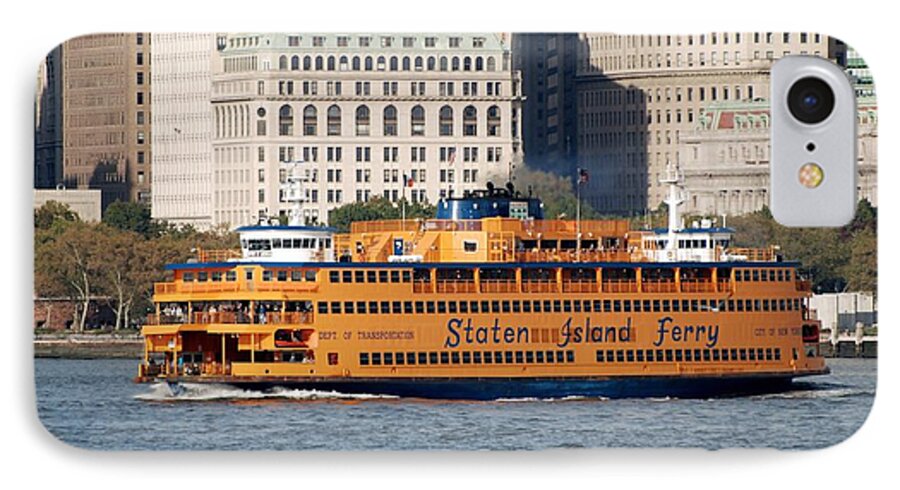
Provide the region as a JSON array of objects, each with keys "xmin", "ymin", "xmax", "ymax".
[{"xmin": 137, "ymin": 173, "xmax": 827, "ymax": 400}]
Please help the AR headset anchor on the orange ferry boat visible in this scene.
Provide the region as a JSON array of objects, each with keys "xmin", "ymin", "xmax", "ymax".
[{"xmin": 137, "ymin": 164, "xmax": 826, "ymax": 399}]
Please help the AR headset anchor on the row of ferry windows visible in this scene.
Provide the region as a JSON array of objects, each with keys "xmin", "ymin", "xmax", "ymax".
[
  {"xmin": 359, "ymin": 350, "xmax": 576, "ymax": 367},
  {"xmin": 735, "ymin": 269, "xmax": 793, "ymax": 282},
  {"xmin": 318, "ymin": 297, "xmax": 803, "ymax": 315},
  {"xmin": 329, "ymin": 270, "xmax": 412, "ymax": 284},
  {"xmin": 181, "ymin": 270, "xmax": 318, "ymax": 282},
  {"xmin": 596, "ymin": 347, "xmax": 782, "ymax": 363}
]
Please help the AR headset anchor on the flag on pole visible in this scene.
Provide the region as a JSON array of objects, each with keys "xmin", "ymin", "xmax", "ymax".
[
  {"xmin": 578, "ymin": 168, "xmax": 590, "ymax": 184},
  {"xmin": 404, "ymin": 174, "xmax": 414, "ymax": 187}
]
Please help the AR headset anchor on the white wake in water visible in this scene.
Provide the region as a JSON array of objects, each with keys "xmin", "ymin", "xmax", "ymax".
[{"xmin": 134, "ymin": 382, "xmax": 398, "ymax": 402}]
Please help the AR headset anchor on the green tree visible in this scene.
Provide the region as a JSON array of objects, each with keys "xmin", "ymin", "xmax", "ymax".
[
  {"xmin": 511, "ymin": 166, "xmax": 600, "ymax": 220},
  {"xmin": 328, "ymin": 197, "xmax": 435, "ymax": 233},
  {"xmin": 841, "ymin": 228, "xmax": 877, "ymax": 293},
  {"xmin": 34, "ymin": 201, "xmax": 79, "ymax": 231},
  {"xmin": 103, "ymin": 201, "xmax": 158, "ymax": 237}
]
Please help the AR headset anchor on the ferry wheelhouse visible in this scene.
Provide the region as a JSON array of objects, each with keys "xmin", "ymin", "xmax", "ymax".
[{"xmin": 137, "ymin": 165, "xmax": 826, "ymax": 399}]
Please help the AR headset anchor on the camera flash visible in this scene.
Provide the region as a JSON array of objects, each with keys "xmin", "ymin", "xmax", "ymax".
[{"xmin": 798, "ymin": 162, "xmax": 824, "ymax": 188}]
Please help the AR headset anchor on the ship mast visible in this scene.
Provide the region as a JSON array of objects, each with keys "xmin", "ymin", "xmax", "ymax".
[
  {"xmin": 660, "ymin": 160, "xmax": 684, "ymax": 252},
  {"xmin": 281, "ymin": 158, "xmax": 308, "ymax": 226}
]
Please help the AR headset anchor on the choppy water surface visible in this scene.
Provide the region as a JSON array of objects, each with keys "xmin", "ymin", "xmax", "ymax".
[{"xmin": 35, "ymin": 358, "xmax": 875, "ymax": 450}]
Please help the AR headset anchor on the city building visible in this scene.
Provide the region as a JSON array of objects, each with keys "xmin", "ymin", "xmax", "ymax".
[
  {"xmin": 151, "ymin": 33, "xmax": 216, "ymax": 229},
  {"xmin": 512, "ymin": 33, "xmax": 578, "ymax": 177},
  {"xmin": 34, "ymin": 46, "xmax": 63, "ymax": 189},
  {"xmin": 209, "ymin": 33, "xmax": 523, "ymax": 227},
  {"xmin": 681, "ymin": 96, "xmax": 877, "ymax": 216},
  {"xmin": 34, "ymin": 188, "xmax": 102, "ymax": 222},
  {"xmin": 575, "ymin": 32, "xmax": 846, "ymax": 215},
  {"xmin": 55, "ymin": 33, "xmax": 152, "ymax": 210}
]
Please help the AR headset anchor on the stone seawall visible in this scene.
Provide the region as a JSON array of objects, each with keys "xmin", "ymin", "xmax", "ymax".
[{"xmin": 33, "ymin": 333, "xmax": 143, "ymax": 359}]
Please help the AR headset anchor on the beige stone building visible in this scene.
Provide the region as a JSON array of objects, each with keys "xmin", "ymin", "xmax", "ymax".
[
  {"xmin": 575, "ymin": 32, "xmax": 846, "ymax": 215},
  {"xmin": 33, "ymin": 188, "xmax": 102, "ymax": 222},
  {"xmin": 210, "ymin": 33, "xmax": 523, "ymax": 227},
  {"xmin": 58, "ymin": 33, "xmax": 152, "ymax": 209}
]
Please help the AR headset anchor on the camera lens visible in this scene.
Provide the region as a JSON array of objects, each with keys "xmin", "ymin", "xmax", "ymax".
[{"xmin": 788, "ymin": 77, "xmax": 835, "ymax": 124}]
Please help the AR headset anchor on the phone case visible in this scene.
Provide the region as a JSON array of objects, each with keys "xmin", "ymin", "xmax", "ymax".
[{"xmin": 33, "ymin": 31, "xmax": 876, "ymax": 450}]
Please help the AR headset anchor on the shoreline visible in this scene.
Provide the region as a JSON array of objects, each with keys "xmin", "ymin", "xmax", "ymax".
[{"xmin": 33, "ymin": 333, "xmax": 143, "ymax": 359}]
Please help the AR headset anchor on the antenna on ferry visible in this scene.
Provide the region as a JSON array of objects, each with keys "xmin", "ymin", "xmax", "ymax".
[
  {"xmin": 282, "ymin": 158, "xmax": 308, "ymax": 226},
  {"xmin": 659, "ymin": 160, "xmax": 684, "ymax": 252}
]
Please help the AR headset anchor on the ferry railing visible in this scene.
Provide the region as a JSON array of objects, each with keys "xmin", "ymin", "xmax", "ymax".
[
  {"xmin": 642, "ymin": 280, "xmax": 678, "ymax": 293},
  {"xmin": 480, "ymin": 280, "xmax": 518, "ymax": 294},
  {"xmin": 562, "ymin": 281, "xmax": 598, "ymax": 293},
  {"xmin": 197, "ymin": 248, "xmax": 243, "ymax": 263},
  {"xmin": 724, "ymin": 247, "xmax": 777, "ymax": 262},
  {"xmin": 145, "ymin": 314, "xmax": 187, "ymax": 325},
  {"xmin": 256, "ymin": 282, "xmax": 319, "ymax": 292},
  {"xmin": 435, "ymin": 280, "xmax": 477, "ymax": 294},
  {"xmin": 154, "ymin": 281, "xmax": 242, "ymax": 295},
  {"xmin": 515, "ymin": 249, "xmax": 634, "ymax": 263},
  {"xmin": 680, "ymin": 280, "xmax": 717, "ymax": 293},
  {"xmin": 521, "ymin": 280, "xmax": 558, "ymax": 293},
  {"xmin": 265, "ymin": 312, "xmax": 314, "ymax": 325},
  {"xmin": 601, "ymin": 280, "xmax": 638, "ymax": 293},
  {"xmin": 717, "ymin": 279, "xmax": 733, "ymax": 293},
  {"xmin": 412, "ymin": 281, "xmax": 432, "ymax": 293},
  {"xmin": 350, "ymin": 219, "xmax": 424, "ymax": 234},
  {"xmin": 422, "ymin": 220, "xmax": 483, "ymax": 232}
]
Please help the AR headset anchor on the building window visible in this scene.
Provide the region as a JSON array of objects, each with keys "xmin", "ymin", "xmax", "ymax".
[
  {"xmin": 137, "ymin": 131, "xmax": 145, "ymax": 144},
  {"xmin": 463, "ymin": 105, "xmax": 477, "ymax": 136},
  {"xmin": 291, "ymin": 55, "xmax": 300, "ymax": 70},
  {"xmin": 487, "ymin": 105, "xmax": 501, "ymax": 136},
  {"xmin": 327, "ymin": 105, "xmax": 342, "ymax": 136},
  {"xmin": 381, "ymin": 105, "xmax": 398, "ymax": 136},
  {"xmin": 136, "ymin": 92, "xmax": 144, "ymax": 105},
  {"xmin": 303, "ymin": 105, "xmax": 317, "ymax": 136},
  {"xmin": 136, "ymin": 111, "xmax": 145, "ymax": 125},
  {"xmin": 137, "ymin": 151, "xmax": 145, "ymax": 164},
  {"xmin": 439, "ymin": 105, "xmax": 453, "ymax": 136},
  {"xmin": 279, "ymin": 105, "xmax": 294, "ymax": 136},
  {"xmin": 355, "ymin": 105, "xmax": 370, "ymax": 136},
  {"xmin": 410, "ymin": 105, "xmax": 425, "ymax": 136}
]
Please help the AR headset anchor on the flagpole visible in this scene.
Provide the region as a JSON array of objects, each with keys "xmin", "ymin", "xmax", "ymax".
[
  {"xmin": 576, "ymin": 168, "xmax": 582, "ymax": 261},
  {"xmin": 401, "ymin": 178, "xmax": 406, "ymax": 225}
]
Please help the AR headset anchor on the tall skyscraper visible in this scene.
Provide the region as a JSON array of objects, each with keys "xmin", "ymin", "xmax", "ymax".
[
  {"xmin": 151, "ymin": 33, "xmax": 215, "ymax": 229},
  {"xmin": 54, "ymin": 33, "xmax": 152, "ymax": 209},
  {"xmin": 208, "ymin": 33, "xmax": 523, "ymax": 227},
  {"xmin": 34, "ymin": 46, "xmax": 63, "ymax": 189},
  {"xmin": 575, "ymin": 32, "xmax": 846, "ymax": 215}
]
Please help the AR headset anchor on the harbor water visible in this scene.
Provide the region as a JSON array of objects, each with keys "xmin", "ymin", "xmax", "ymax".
[{"xmin": 34, "ymin": 357, "xmax": 875, "ymax": 450}]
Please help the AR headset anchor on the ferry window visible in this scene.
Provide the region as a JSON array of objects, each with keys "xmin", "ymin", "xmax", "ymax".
[
  {"xmin": 758, "ymin": 348, "xmax": 765, "ymax": 360},
  {"xmin": 437, "ymin": 301, "xmax": 447, "ymax": 313},
  {"xmin": 734, "ymin": 270, "xmax": 742, "ymax": 282},
  {"xmin": 318, "ymin": 302, "xmax": 328, "ymax": 314},
  {"xmin": 562, "ymin": 301, "xmax": 572, "ymax": 313},
  {"xmin": 183, "ymin": 272, "xmax": 194, "ymax": 282},
  {"xmin": 661, "ymin": 300, "xmax": 670, "ymax": 312},
  {"xmin": 730, "ymin": 348, "xmax": 737, "ymax": 360},
  {"xmin": 291, "ymin": 270, "xmax": 303, "ymax": 281},
  {"xmin": 779, "ymin": 299, "xmax": 786, "ymax": 311},
  {"xmin": 512, "ymin": 301, "xmax": 521, "ymax": 313},
  {"xmin": 344, "ymin": 302, "xmax": 355, "ymax": 314},
  {"xmin": 776, "ymin": 270, "xmax": 783, "ymax": 281},
  {"xmin": 448, "ymin": 302, "xmax": 458, "ymax": 313},
  {"xmin": 754, "ymin": 300, "xmax": 761, "ymax": 311},
  {"xmin": 536, "ymin": 351, "xmax": 545, "ymax": 363},
  {"xmin": 470, "ymin": 301, "xmax": 479, "ymax": 313},
  {"xmin": 226, "ymin": 271, "xmax": 237, "ymax": 282},
  {"xmin": 450, "ymin": 352, "xmax": 460, "ymax": 364},
  {"xmin": 390, "ymin": 271, "xmax": 400, "ymax": 283},
  {"xmin": 557, "ymin": 351, "xmax": 566, "ymax": 363},
  {"xmin": 306, "ymin": 270, "xmax": 317, "ymax": 281},
  {"xmin": 372, "ymin": 353, "xmax": 382, "ymax": 365},
  {"xmin": 360, "ymin": 353, "xmax": 370, "ymax": 365},
  {"xmin": 525, "ymin": 351, "xmax": 534, "ymax": 363},
  {"xmin": 607, "ymin": 351, "xmax": 616, "ymax": 362},
  {"xmin": 440, "ymin": 352, "xmax": 449, "ymax": 364},
  {"xmin": 355, "ymin": 270, "xmax": 365, "ymax": 282},
  {"xmin": 736, "ymin": 300, "xmax": 745, "ymax": 312},
  {"xmin": 427, "ymin": 352, "xmax": 436, "ymax": 364},
  {"xmin": 584, "ymin": 300, "xmax": 593, "ymax": 312},
  {"xmin": 483, "ymin": 352, "xmax": 492, "ymax": 364},
  {"xmin": 574, "ymin": 301, "xmax": 582, "ymax": 313},
  {"xmin": 502, "ymin": 301, "xmax": 511, "ymax": 313},
  {"xmin": 506, "ymin": 352, "xmax": 514, "ymax": 364},
  {"xmin": 769, "ymin": 270, "xmax": 776, "ymax": 282},
  {"xmin": 330, "ymin": 302, "xmax": 342, "ymax": 314},
  {"xmin": 670, "ymin": 300, "xmax": 679, "ymax": 312},
  {"xmin": 277, "ymin": 270, "xmax": 287, "ymax": 282},
  {"xmin": 712, "ymin": 349, "xmax": 720, "ymax": 361},
  {"xmin": 603, "ymin": 300, "xmax": 611, "ymax": 312},
  {"xmin": 395, "ymin": 352, "xmax": 405, "ymax": 365},
  {"xmin": 532, "ymin": 301, "xmax": 541, "ymax": 313},
  {"xmin": 752, "ymin": 270, "xmax": 760, "ymax": 281},
  {"xmin": 357, "ymin": 302, "xmax": 367, "ymax": 314},
  {"xmin": 479, "ymin": 301, "xmax": 489, "ymax": 312},
  {"xmin": 380, "ymin": 301, "xmax": 390, "ymax": 314},
  {"xmin": 261, "ymin": 271, "xmax": 271, "ymax": 282},
  {"xmin": 384, "ymin": 353, "xmax": 394, "ymax": 364},
  {"xmin": 703, "ymin": 350, "xmax": 711, "ymax": 362},
  {"xmin": 495, "ymin": 352, "xmax": 504, "ymax": 364},
  {"xmin": 198, "ymin": 271, "xmax": 208, "ymax": 282},
  {"xmin": 492, "ymin": 301, "xmax": 500, "ymax": 313},
  {"xmin": 763, "ymin": 299, "xmax": 770, "ymax": 311},
  {"xmin": 407, "ymin": 352, "xmax": 416, "ymax": 365},
  {"xmin": 739, "ymin": 349, "xmax": 747, "ymax": 361},
  {"xmin": 342, "ymin": 271, "xmax": 353, "ymax": 283},
  {"xmin": 566, "ymin": 351, "xmax": 575, "ymax": 363},
  {"xmin": 675, "ymin": 350, "xmax": 683, "ymax": 362},
  {"xmin": 748, "ymin": 349, "xmax": 756, "ymax": 361},
  {"xmin": 761, "ymin": 269, "xmax": 769, "ymax": 281},
  {"xmin": 684, "ymin": 350, "xmax": 692, "ymax": 361},
  {"xmin": 653, "ymin": 300, "xmax": 661, "ymax": 312},
  {"xmin": 462, "ymin": 352, "xmax": 471, "ymax": 364},
  {"xmin": 546, "ymin": 350, "xmax": 555, "ymax": 363},
  {"xmin": 694, "ymin": 349, "xmax": 702, "ymax": 361},
  {"xmin": 626, "ymin": 350, "xmax": 635, "ymax": 362},
  {"xmin": 636, "ymin": 350, "xmax": 645, "ymax": 362},
  {"xmin": 728, "ymin": 300, "xmax": 735, "ymax": 311},
  {"xmin": 379, "ymin": 271, "xmax": 388, "ymax": 283},
  {"xmin": 211, "ymin": 271, "xmax": 222, "ymax": 281},
  {"xmin": 593, "ymin": 300, "xmax": 602, "ymax": 312},
  {"xmin": 544, "ymin": 300, "xmax": 553, "ymax": 312},
  {"xmin": 427, "ymin": 302, "xmax": 435, "ymax": 314},
  {"xmin": 785, "ymin": 270, "xmax": 792, "ymax": 281},
  {"xmin": 369, "ymin": 301, "xmax": 378, "ymax": 313},
  {"xmin": 330, "ymin": 271, "xmax": 340, "ymax": 283},
  {"xmin": 681, "ymin": 300, "xmax": 689, "ymax": 312},
  {"xmin": 553, "ymin": 300, "xmax": 562, "ymax": 313},
  {"xmin": 463, "ymin": 240, "xmax": 478, "ymax": 252},
  {"xmin": 367, "ymin": 271, "xmax": 377, "ymax": 283},
  {"xmin": 515, "ymin": 351, "xmax": 524, "ymax": 364},
  {"xmin": 766, "ymin": 348, "xmax": 773, "ymax": 361},
  {"xmin": 665, "ymin": 350, "xmax": 674, "ymax": 362},
  {"xmin": 404, "ymin": 302, "xmax": 413, "ymax": 314},
  {"xmin": 522, "ymin": 302, "xmax": 531, "ymax": 313},
  {"xmin": 775, "ymin": 349, "xmax": 781, "ymax": 361},
  {"xmin": 402, "ymin": 271, "xmax": 411, "ymax": 282},
  {"xmin": 700, "ymin": 299, "xmax": 708, "ymax": 311},
  {"xmin": 689, "ymin": 300, "xmax": 698, "ymax": 312},
  {"xmin": 273, "ymin": 239, "xmax": 282, "ymax": 249},
  {"xmin": 392, "ymin": 301, "xmax": 401, "ymax": 314},
  {"xmin": 612, "ymin": 300, "xmax": 621, "ymax": 312},
  {"xmin": 473, "ymin": 351, "xmax": 482, "ymax": 364}
]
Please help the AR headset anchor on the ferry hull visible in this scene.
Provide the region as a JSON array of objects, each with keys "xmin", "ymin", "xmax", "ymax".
[{"xmin": 154, "ymin": 371, "xmax": 827, "ymax": 400}]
